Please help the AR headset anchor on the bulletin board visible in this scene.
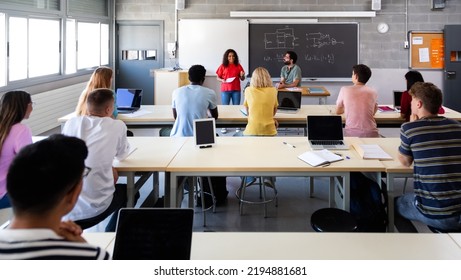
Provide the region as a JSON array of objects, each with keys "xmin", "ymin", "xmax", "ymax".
[{"xmin": 409, "ymin": 31, "xmax": 444, "ymax": 69}]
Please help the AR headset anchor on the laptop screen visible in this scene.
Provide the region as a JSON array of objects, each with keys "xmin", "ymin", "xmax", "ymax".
[
  {"xmin": 393, "ymin": 90, "xmax": 403, "ymax": 108},
  {"xmin": 116, "ymin": 88, "xmax": 143, "ymax": 108},
  {"xmin": 307, "ymin": 115, "xmax": 344, "ymax": 140},
  {"xmin": 113, "ymin": 208, "xmax": 194, "ymax": 260},
  {"xmin": 277, "ymin": 91, "xmax": 302, "ymax": 110}
]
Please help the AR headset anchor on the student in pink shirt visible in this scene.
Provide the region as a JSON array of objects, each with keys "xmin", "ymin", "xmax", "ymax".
[
  {"xmin": 0, "ymin": 91, "xmax": 33, "ymax": 209},
  {"xmin": 335, "ymin": 64, "xmax": 379, "ymax": 138}
]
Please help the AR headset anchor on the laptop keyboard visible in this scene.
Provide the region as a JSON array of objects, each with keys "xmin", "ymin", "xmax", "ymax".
[{"xmin": 311, "ymin": 140, "xmax": 344, "ymax": 146}]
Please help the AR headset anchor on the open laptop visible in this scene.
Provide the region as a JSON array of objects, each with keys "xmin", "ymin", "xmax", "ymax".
[
  {"xmin": 116, "ymin": 88, "xmax": 143, "ymax": 113},
  {"xmin": 277, "ymin": 91, "xmax": 302, "ymax": 114},
  {"xmin": 307, "ymin": 115, "xmax": 348, "ymax": 150},
  {"xmin": 112, "ymin": 208, "xmax": 194, "ymax": 260},
  {"xmin": 393, "ymin": 90, "xmax": 403, "ymax": 112}
]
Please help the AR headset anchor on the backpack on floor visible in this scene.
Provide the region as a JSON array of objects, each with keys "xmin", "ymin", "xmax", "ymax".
[
  {"xmin": 197, "ymin": 177, "xmax": 229, "ymax": 208},
  {"xmin": 349, "ymin": 172, "xmax": 388, "ymax": 232}
]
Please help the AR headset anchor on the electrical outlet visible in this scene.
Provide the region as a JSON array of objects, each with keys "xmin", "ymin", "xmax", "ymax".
[{"xmin": 404, "ymin": 41, "xmax": 409, "ymax": 49}]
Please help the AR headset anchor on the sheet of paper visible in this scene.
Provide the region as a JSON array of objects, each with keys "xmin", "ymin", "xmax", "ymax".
[
  {"xmin": 120, "ymin": 109, "xmax": 151, "ymax": 118},
  {"xmin": 412, "ymin": 36, "xmax": 423, "ymax": 45},
  {"xmin": 286, "ymin": 87, "xmax": 302, "ymax": 91},
  {"xmin": 419, "ymin": 48, "xmax": 430, "ymax": 63},
  {"xmin": 225, "ymin": 77, "xmax": 235, "ymax": 83},
  {"xmin": 354, "ymin": 144, "xmax": 392, "ymax": 160}
]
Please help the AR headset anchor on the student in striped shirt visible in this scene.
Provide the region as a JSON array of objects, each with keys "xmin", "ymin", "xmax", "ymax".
[
  {"xmin": 396, "ymin": 82, "xmax": 461, "ymax": 232},
  {"xmin": 0, "ymin": 134, "xmax": 109, "ymax": 259}
]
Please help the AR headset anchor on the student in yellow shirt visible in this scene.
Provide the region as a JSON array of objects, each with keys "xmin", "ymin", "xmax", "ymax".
[{"xmin": 242, "ymin": 67, "xmax": 278, "ymax": 136}]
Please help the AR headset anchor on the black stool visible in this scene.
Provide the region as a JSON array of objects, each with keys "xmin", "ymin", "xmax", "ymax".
[{"xmin": 311, "ymin": 208, "xmax": 358, "ymax": 232}]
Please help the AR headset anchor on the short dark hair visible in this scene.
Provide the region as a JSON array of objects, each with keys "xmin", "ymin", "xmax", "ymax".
[
  {"xmin": 409, "ymin": 82, "xmax": 443, "ymax": 115},
  {"xmin": 404, "ymin": 70, "xmax": 424, "ymax": 91},
  {"xmin": 286, "ymin": 51, "xmax": 298, "ymax": 64},
  {"xmin": 352, "ymin": 64, "xmax": 372, "ymax": 84},
  {"xmin": 7, "ymin": 134, "xmax": 88, "ymax": 214},
  {"xmin": 188, "ymin": 65, "xmax": 206, "ymax": 84},
  {"xmin": 87, "ymin": 88, "xmax": 114, "ymax": 113}
]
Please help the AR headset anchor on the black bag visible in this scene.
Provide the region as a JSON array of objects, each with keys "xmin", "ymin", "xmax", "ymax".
[
  {"xmin": 349, "ymin": 172, "xmax": 388, "ymax": 232},
  {"xmin": 197, "ymin": 177, "xmax": 229, "ymax": 207}
]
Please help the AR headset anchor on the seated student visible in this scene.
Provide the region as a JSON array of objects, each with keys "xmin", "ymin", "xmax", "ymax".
[
  {"xmin": 63, "ymin": 88, "xmax": 131, "ymax": 232},
  {"xmin": 0, "ymin": 91, "xmax": 33, "ymax": 209},
  {"xmin": 395, "ymin": 82, "xmax": 461, "ymax": 232},
  {"xmin": 0, "ymin": 134, "xmax": 109, "ymax": 259},
  {"xmin": 277, "ymin": 51, "xmax": 302, "ymax": 89},
  {"xmin": 170, "ymin": 64, "xmax": 218, "ymax": 137},
  {"xmin": 335, "ymin": 64, "xmax": 379, "ymax": 138},
  {"xmin": 239, "ymin": 67, "xmax": 278, "ymax": 187},
  {"xmin": 400, "ymin": 70, "xmax": 444, "ymax": 122},
  {"xmin": 242, "ymin": 67, "xmax": 278, "ymax": 136}
]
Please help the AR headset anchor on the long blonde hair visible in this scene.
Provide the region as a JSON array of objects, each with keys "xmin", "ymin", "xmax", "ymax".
[
  {"xmin": 250, "ymin": 67, "xmax": 273, "ymax": 88},
  {"xmin": 75, "ymin": 66, "xmax": 113, "ymax": 116},
  {"xmin": 0, "ymin": 91, "xmax": 31, "ymax": 156}
]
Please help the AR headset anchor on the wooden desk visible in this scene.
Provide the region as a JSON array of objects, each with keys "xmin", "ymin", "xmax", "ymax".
[
  {"xmin": 113, "ymin": 137, "xmax": 187, "ymax": 207},
  {"xmin": 278, "ymin": 86, "xmax": 330, "ymax": 104},
  {"xmin": 83, "ymin": 232, "xmax": 461, "ymax": 260},
  {"xmin": 166, "ymin": 136, "xmax": 384, "ymax": 208}
]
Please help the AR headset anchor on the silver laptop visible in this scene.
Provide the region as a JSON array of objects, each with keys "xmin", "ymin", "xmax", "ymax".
[
  {"xmin": 277, "ymin": 91, "xmax": 302, "ymax": 114},
  {"xmin": 393, "ymin": 90, "xmax": 403, "ymax": 112},
  {"xmin": 307, "ymin": 115, "xmax": 348, "ymax": 150},
  {"xmin": 116, "ymin": 88, "xmax": 143, "ymax": 113},
  {"xmin": 112, "ymin": 208, "xmax": 194, "ymax": 260}
]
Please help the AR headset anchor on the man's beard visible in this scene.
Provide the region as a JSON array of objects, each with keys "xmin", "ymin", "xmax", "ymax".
[{"xmin": 284, "ymin": 60, "xmax": 290, "ymax": 65}]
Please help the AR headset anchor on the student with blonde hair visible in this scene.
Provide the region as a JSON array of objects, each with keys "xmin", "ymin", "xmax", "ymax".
[
  {"xmin": 0, "ymin": 91, "xmax": 33, "ymax": 209},
  {"xmin": 75, "ymin": 66, "xmax": 117, "ymax": 118},
  {"xmin": 242, "ymin": 67, "xmax": 278, "ymax": 136}
]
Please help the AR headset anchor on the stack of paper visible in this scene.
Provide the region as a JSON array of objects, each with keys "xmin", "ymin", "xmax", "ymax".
[
  {"xmin": 298, "ymin": 149, "xmax": 343, "ymax": 167},
  {"xmin": 352, "ymin": 144, "xmax": 392, "ymax": 160}
]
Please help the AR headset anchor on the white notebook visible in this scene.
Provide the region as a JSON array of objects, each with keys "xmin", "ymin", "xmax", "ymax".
[{"xmin": 298, "ymin": 149, "xmax": 343, "ymax": 167}]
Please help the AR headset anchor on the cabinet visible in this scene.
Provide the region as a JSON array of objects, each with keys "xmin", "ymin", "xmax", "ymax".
[{"xmin": 154, "ymin": 69, "xmax": 189, "ymax": 105}]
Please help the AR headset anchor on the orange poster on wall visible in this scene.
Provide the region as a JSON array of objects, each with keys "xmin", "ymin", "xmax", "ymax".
[{"xmin": 430, "ymin": 38, "xmax": 444, "ymax": 68}]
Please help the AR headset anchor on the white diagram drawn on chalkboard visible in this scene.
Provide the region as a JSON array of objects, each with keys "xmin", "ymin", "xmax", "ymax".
[
  {"xmin": 264, "ymin": 28, "xmax": 299, "ymax": 50},
  {"xmin": 304, "ymin": 53, "xmax": 336, "ymax": 64},
  {"xmin": 306, "ymin": 33, "xmax": 344, "ymax": 48}
]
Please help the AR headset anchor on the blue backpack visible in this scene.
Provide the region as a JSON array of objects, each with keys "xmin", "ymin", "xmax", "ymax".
[{"xmin": 349, "ymin": 172, "xmax": 388, "ymax": 232}]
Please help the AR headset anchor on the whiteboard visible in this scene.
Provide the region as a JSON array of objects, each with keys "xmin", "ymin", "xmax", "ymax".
[{"xmin": 178, "ymin": 19, "xmax": 249, "ymax": 76}]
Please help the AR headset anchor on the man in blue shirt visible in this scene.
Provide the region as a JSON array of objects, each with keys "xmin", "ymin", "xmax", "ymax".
[
  {"xmin": 170, "ymin": 65, "xmax": 219, "ymax": 137},
  {"xmin": 396, "ymin": 82, "xmax": 461, "ymax": 232}
]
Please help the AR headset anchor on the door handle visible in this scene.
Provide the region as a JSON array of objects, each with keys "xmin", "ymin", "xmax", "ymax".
[{"xmin": 445, "ymin": 71, "xmax": 456, "ymax": 79}]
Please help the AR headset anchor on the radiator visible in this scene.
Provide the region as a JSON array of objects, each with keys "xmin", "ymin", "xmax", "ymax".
[{"xmin": 22, "ymin": 82, "xmax": 85, "ymax": 135}]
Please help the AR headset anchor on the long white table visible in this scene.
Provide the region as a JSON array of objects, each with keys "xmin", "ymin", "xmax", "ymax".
[
  {"xmin": 83, "ymin": 232, "xmax": 461, "ymax": 259},
  {"xmin": 58, "ymin": 105, "xmax": 461, "ymax": 131},
  {"xmin": 113, "ymin": 137, "xmax": 187, "ymax": 207},
  {"xmin": 165, "ymin": 136, "xmax": 385, "ymax": 208}
]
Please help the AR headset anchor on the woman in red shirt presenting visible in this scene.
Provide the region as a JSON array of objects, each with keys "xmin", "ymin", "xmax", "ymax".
[{"xmin": 216, "ymin": 49, "xmax": 246, "ymax": 133}]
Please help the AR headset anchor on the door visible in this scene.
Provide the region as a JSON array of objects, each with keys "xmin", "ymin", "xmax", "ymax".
[
  {"xmin": 116, "ymin": 21, "xmax": 164, "ymax": 105},
  {"xmin": 443, "ymin": 25, "xmax": 461, "ymax": 112}
]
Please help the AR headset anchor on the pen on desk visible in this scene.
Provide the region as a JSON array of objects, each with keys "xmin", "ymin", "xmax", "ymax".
[
  {"xmin": 346, "ymin": 156, "xmax": 351, "ymax": 160},
  {"xmin": 283, "ymin": 141, "xmax": 296, "ymax": 148}
]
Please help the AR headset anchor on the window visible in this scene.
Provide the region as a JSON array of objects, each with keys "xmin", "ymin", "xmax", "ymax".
[
  {"xmin": 76, "ymin": 22, "xmax": 109, "ymax": 70},
  {"xmin": 8, "ymin": 17, "xmax": 60, "ymax": 81},
  {"xmin": 0, "ymin": 1, "xmax": 111, "ymax": 90}
]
